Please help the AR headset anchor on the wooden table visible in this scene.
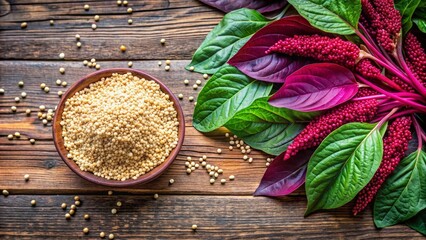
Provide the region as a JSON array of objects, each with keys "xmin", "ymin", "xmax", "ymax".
[{"xmin": 0, "ymin": 1, "xmax": 423, "ymax": 239}]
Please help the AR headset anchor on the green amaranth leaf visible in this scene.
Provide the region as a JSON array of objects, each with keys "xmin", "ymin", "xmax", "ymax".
[
  {"xmin": 186, "ymin": 8, "xmax": 270, "ymax": 74},
  {"xmin": 225, "ymin": 97, "xmax": 319, "ymax": 155},
  {"xmin": 413, "ymin": 18, "xmax": 426, "ymax": 33},
  {"xmin": 193, "ymin": 65, "xmax": 273, "ymax": 132},
  {"xmin": 374, "ymin": 149, "xmax": 426, "ymax": 228},
  {"xmin": 395, "ymin": 0, "xmax": 421, "ymax": 34},
  {"xmin": 406, "ymin": 208, "xmax": 426, "ymax": 235},
  {"xmin": 287, "ymin": 0, "xmax": 361, "ymax": 35},
  {"xmin": 305, "ymin": 122, "xmax": 386, "ymax": 215}
]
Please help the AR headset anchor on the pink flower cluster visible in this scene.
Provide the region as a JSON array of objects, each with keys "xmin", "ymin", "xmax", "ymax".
[
  {"xmin": 284, "ymin": 99, "xmax": 379, "ymax": 160},
  {"xmin": 360, "ymin": 0, "xmax": 402, "ymax": 53},
  {"xmin": 404, "ymin": 33, "xmax": 426, "ymax": 85},
  {"xmin": 353, "ymin": 117, "xmax": 412, "ymax": 215},
  {"xmin": 266, "ymin": 35, "xmax": 360, "ymax": 68}
]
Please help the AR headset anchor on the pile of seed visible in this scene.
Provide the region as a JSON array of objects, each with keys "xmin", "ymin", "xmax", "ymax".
[{"xmin": 61, "ymin": 72, "xmax": 179, "ymax": 181}]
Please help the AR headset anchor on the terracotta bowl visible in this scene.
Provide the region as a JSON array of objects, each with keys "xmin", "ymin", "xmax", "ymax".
[{"xmin": 52, "ymin": 68, "xmax": 185, "ymax": 187}]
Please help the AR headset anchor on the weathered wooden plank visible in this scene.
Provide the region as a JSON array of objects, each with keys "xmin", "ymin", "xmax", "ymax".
[
  {"xmin": 0, "ymin": 60, "xmax": 278, "ymax": 194},
  {"xmin": 0, "ymin": 0, "xmax": 222, "ymax": 60},
  {"xmin": 0, "ymin": 195, "xmax": 422, "ymax": 239}
]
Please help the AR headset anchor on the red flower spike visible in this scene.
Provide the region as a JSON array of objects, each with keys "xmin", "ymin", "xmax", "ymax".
[
  {"xmin": 390, "ymin": 76, "xmax": 415, "ymax": 92},
  {"xmin": 353, "ymin": 116, "xmax": 412, "ymax": 215},
  {"xmin": 404, "ymin": 33, "xmax": 426, "ymax": 85},
  {"xmin": 356, "ymin": 59, "xmax": 381, "ymax": 78},
  {"xmin": 266, "ymin": 35, "xmax": 360, "ymax": 68},
  {"xmin": 284, "ymin": 99, "xmax": 379, "ymax": 160},
  {"xmin": 355, "ymin": 88, "xmax": 379, "ymax": 98},
  {"xmin": 360, "ymin": 0, "xmax": 401, "ymax": 53}
]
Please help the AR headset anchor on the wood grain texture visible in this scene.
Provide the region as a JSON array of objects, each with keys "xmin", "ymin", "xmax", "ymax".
[
  {"xmin": 0, "ymin": 195, "xmax": 422, "ymax": 239},
  {"xmin": 0, "ymin": 0, "xmax": 222, "ymax": 60}
]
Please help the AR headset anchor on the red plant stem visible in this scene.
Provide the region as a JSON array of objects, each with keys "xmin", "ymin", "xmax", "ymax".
[
  {"xmin": 376, "ymin": 74, "xmax": 405, "ymax": 91},
  {"xmin": 356, "ymin": 74, "xmax": 426, "ymax": 112},
  {"xmin": 367, "ymin": 56, "xmax": 413, "ymax": 86},
  {"xmin": 412, "ymin": 116, "xmax": 424, "ymax": 150},
  {"xmin": 389, "ymin": 110, "xmax": 418, "ymax": 120},
  {"xmin": 377, "ymin": 108, "xmax": 399, "ymax": 128},
  {"xmin": 358, "ymin": 24, "xmax": 395, "ymax": 64},
  {"xmin": 352, "ymin": 94, "xmax": 387, "ymax": 101},
  {"xmin": 356, "ymin": 28, "xmax": 389, "ymax": 64},
  {"xmin": 396, "ymin": 37, "xmax": 426, "ymax": 98}
]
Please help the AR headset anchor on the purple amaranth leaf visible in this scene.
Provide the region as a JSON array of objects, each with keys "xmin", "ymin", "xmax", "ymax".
[
  {"xmin": 228, "ymin": 16, "xmax": 329, "ymax": 83},
  {"xmin": 269, "ymin": 63, "xmax": 359, "ymax": 112},
  {"xmin": 254, "ymin": 149, "xmax": 313, "ymax": 197},
  {"xmin": 198, "ymin": 0, "xmax": 287, "ymax": 14}
]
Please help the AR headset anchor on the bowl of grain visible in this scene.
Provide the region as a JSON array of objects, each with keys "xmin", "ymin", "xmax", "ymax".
[{"xmin": 53, "ymin": 69, "xmax": 185, "ymax": 187}]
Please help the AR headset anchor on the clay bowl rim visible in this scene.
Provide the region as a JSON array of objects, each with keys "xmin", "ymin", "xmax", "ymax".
[{"xmin": 52, "ymin": 68, "xmax": 185, "ymax": 187}]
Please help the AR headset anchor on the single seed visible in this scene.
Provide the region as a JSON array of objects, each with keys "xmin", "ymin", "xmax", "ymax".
[
  {"xmin": 70, "ymin": 204, "xmax": 76, "ymax": 210},
  {"xmin": 59, "ymin": 53, "xmax": 65, "ymax": 59},
  {"xmin": 44, "ymin": 87, "xmax": 50, "ymax": 93},
  {"xmin": 94, "ymin": 15, "xmax": 100, "ymax": 21},
  {"xmin": 109, "ymin": 234, "xmax": 115, "ymax": 240},
  {"xmin": 217, "ymin": 148, "xmax": 222, "ymax": 154},
  {"xmin": 192, "ymin": 224, "xmax": 198, "ymax": 230},
  {"xmin": 39, "ymin": 105, "xmax": 46, "ymax": 111},
  {"xmin": 160, "ymin": 38, "xmax": 166, "ymax": 44},
  {"xmin": 92, "ymin": 24, "xmax": 97, "ymax": 30},
  {"xmin": 83, "ymin": 227, "xmax": 89, "ymax": 234},
  {"xmin": 50, "ymin": 20, "xmax": 54, "ymax": 26},
  {"xmin": 69, "ymin": 209, "xmax": 75, "ymax": 215},
  {"xmin": 229, "ymin": 175, "xmax": 235, "ymax": 180},
  {"xmin": 77, "ymin": 42, "xmax": 82, "ymax": 48},
  {"xmin": 165, "ymin": 60, "xmax": 171, "ymax": 65},
  {"xmin": 158, "ymin": 61, "xmax": 162, "ymax": 66},
  {"xmin": 100, "ymin": 232, "xmax": 106, "ymax": 238},
  {"xmin": 153, "ymin": 193, "xmax": 159, "ymax": 199},
  {"xmin": 123, "ymin": 0, "xmax": 128, "ymax": 6},
  {"xmin": 61, "ymin": 203, "xmax": 67, "ymax": 209},
  {"xmin": 209, "ymin": 178, "xmax": 215, "ymax": 184},
  {"xmin": 24, "ymin": 174, "xmax": 30, "ymax": 181},
  {"xmin": 196, "ymin": 80, "xmax": 201, "ymax": 85},
  {"xmin": 184, "ymin": 79, "xmax": 189, "ymax": 85},
  {"xmin": 75, "ymin": 34, "xmax": 80, "ymax": 40},
  {"xmin": 65, "ymin": 213, "xmax": 71, "ymax": 219},
  {"xmin": 42, "ymin": 119, "xmax": 48, "ymax": 125},
  {"xmin": 21, "ymin": 22, "xmax": 27, "ymax": 28},
  {"xmin": 111, "ymin": 208, "xmax": 117, "ymax": 214},
  {"xmin": 243, "ymin": 155, "xmax": 248, "ymax": 160},
  {"xmin": 229, "ymin": 146, "xmax": 233, "ymax": 151},
  {"xmin": 14, "ymin": 132, "xmax": 20, "ymax": 138},
  {"xmin": 2, "ymin": 190, "xmax": 9, "ymax": 196},
  {"xmin": 84, "ymin": 4, "xmax": 90, "ymax": 10},
  {"xmin": 128, "ymin": 19, "xmax": 133, "ymax": 24},
  {"xmin": 201, "ymin": 161, "xmax": 207, "ymax": 167},
  {"xmin": 18, "ymin": 81, "xmax": 24, "ymax": 87},
  {"xmin": 75, "ymin": 200, "xmax": 81, "ymax": 206},
  {"xmin": 59, "ymin": 67, "xmax": 65, "ymax": 74},
  {"xmin": 83, "ymin": 60, "xmax": 88, "ymax": 66},
  {"xmin": 186, "ymin": 168, "xmax": 192, "ymax": 174},
  {"xmin": 120, "ymin": 45, "xmax": 127, "ymax": 52},
  {"xmin": 127, "ymin": 8, "xmax": 132, "ymax": 13},
  {"xmin": 266, "ymin": 162, "xmax": 270, "ymax": 167},
  {"xmin": 7, "ymin": 134, "xmax": 13, "ymax": 140},
  {"xmin": 217, "ymin": 169, "xmax": 223, "ymax": 174},
  {"xmin": 189, "ymin": 66, "xmax": 195, "ymax": 71},
  {"xmin": 165, "ymin": 66, "xmax": 170, "ymax": 71},
  {"xmin": 192, "ymin": 84, "xmax": 198, "ymax": 90},
  {"xmin": 248, "ymin": 158, "xmax": 253, "ymax": 163},
  {"xmin": 61, "ymin": 81, "xmax": 67, "ymax": 87},
  {"xmin": 203, "ymin": 73, "xmax": 208, "ymax": 79},
  {"xmin": 96, "ymin": 64, "xmax": 101, "ymax": 70},
  {"xmin": 15, "ymin": 97, "xmax": 20, "ymax": 102},
  {"xmin": 178, "ymin": 93, "xmax": 183, "ymax": 99},
  {"xmin": 221, "ymin": 179, "xmax": 226, "ymax": 184},
  {"xmin": 21, "ymin": 92, "xmax": 27, "ymax": 98},
  {"xmin": 116, "ymin": 201, "xmax": 122, "ymax": 207},
  {"xmin": 117, "ymin": 0, "xmax": 122, "ymax": 5},
  {"xmin": 0, "ymin": 88, "xmax": 4, "ymax": 94},
  {"xmin": 31, "ymin": 199, "xmax": 36, "ymax": 206},
  {"xmin": 214, "ymin": 172, "xmax": 219, "ymax": 178},
  {"xmin": 128, "ymin": 61, "xmax": 133, "ymax": 67},
  {"xmin": 169, "ymin": 179, "xmax": 175, "ymax": 185},
  {"xmin": 56, "ymin": 79, "xmax": 62, "ymax": 85},
  {"xmin": 58, "ymin": 91, "xmax": 63, "ymax": 97},
  {"xmin": 108, "ymin": 190, "xmax": 113, "ymax": 195},
  {"xmin": 30, "ymin": 139, "xmax": 36, "ymax": 144},
  {"xmin": 191, "ymin": 166, "xmax": 195, "ymax": 171},
  {"xmin": 185, "ymin": 162, "xmax": 190, "ymax": 167},
  {"xmin": 83, "ymin": 214, "xmax": 90, "ymax": 221}
]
